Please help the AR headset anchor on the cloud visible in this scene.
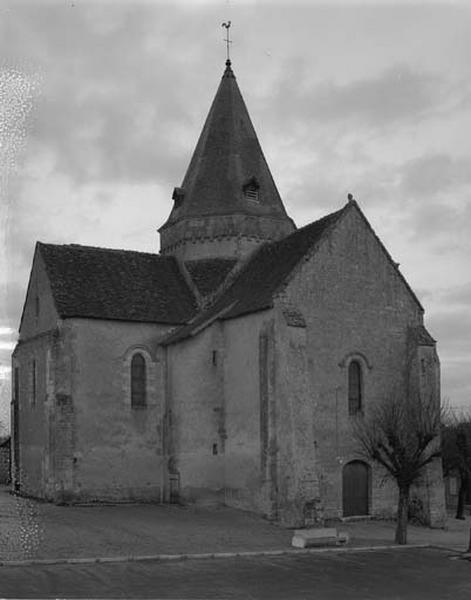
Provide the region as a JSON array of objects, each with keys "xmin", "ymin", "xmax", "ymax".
[
  {"xmin": 427, "ymin": 309, "xmax": 471, "ymax": 359},
  {"xmin": 439, "ymin": 283, "xmax": 471, "ymax": 307},
  {"xmin": 0, "ymin": 327, "xmax": 15, "ymax": 335},
  {"xmin": 266, "ymin": 63, "xmax": 449, "ymax": 134},
  {"xmin": 0, "ymin": 319, "xmax": 16, "ymax": 416},
  {"xmin": 425, "ymin": 308, "xmax": 471, "ymax": 408},
  {"xmin": 404, "ymin": 196, "xmax": 471, "ymax": 255},
  {"xmin": 0, "ymin": 342, "xmax": 15, "ymax": 351},
  {"xmin": 1, "ymin": 2, "xmax": 214, "ymax": 186},
  {"xmin": 441, "ymin": 359, "xmax": 471, "ymax": 409},
  {"xmin": 312, "ymin": 66, "xmax": 443, "ymax": 125},
  {"xmin": 401, "ymin": 153, "xmax": 471, "ymax": 197},
  {"xmin": 3, "ymin": 281, "xmax": 24, "ymax": 334},
  {"xmin": 380, "ymin": 153, "xmax": 471, "ymax": 257}
]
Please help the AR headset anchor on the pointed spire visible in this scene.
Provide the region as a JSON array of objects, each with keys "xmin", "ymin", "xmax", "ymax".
[{"xmin": 159, "ymin": 61, "xmax": 295, "ymax": 259}]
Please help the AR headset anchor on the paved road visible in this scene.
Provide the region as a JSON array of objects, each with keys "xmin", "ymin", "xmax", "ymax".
[{"xmin": 1, "ymin": 547, "xmax": 470, "ymax": 599}]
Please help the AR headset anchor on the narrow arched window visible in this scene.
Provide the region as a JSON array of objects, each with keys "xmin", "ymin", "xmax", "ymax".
[
  {"xmin": 348, "ymin": 360, "xmax": 362, "ymax": 415},
  {"xmin": 131, "ymin": 353, "xmax": 146, "ymax": 408}
]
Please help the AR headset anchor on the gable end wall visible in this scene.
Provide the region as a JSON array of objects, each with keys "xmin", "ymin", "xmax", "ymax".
[
  {"xmin": 277, "ymin": 206, "xmax": 426, "ymax": 520},
  {"xmin": 19, "ymin": 250, "xmax": 60, "ymax": 340}
]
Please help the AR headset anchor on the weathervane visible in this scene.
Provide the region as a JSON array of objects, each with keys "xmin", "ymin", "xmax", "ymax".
[{"xmin": 222, "ymin": 21, "xmax": 232, "ymax": 62}]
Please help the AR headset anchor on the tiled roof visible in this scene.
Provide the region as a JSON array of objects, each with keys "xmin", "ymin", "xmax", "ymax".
[
  {"xmin": 185, "ymin": 258, "xmax": 237, "ymax": 296},
  {"xmin": 410, "ymin": 325, "xmax": 436, "ymax": 346},
  {"xmin": 38, "ymin": 243, "xmax": 197, "ymax": 324},
  {"xmin": 161, "ymin": 207, "xmax": 345, "ymax": 344}
]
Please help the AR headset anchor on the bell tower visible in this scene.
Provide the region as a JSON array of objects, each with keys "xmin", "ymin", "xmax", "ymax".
[{"xmin": 159, "ymin": 59, "xmax": 295, "ymax": 260}]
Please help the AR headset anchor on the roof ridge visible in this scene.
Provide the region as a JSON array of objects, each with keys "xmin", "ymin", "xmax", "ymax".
[
  {"xmin": 265, "ymin": 204, "xmax": 348, "ymax": 306},
  {"xmin": 347, "ymin": 201, "xmax": 424, "ymax": 312},
  {"xmin": 39, "ymin": 242, "xmax": 165, "ymax": 259},
  {"xmin": 284, "ymin": 205, "xmax": 345, "ymax": 236},
  {"xmin": 160, "ymin": 205, "xmax": 348, "ymax": 345}
]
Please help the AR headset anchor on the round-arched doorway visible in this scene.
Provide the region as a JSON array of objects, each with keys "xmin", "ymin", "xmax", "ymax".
[{"xmin": 342, "ymin": 460, "xmax": 370, "ymax": 517}]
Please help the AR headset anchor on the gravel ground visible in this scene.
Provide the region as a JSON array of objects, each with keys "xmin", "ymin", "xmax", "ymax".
[{"xmin": 0, "ymin": 484, "xmax": 469, "ymax": 561}]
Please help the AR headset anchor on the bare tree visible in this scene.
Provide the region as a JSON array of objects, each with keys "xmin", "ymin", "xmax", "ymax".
[
  {"xmin": 352, "ymin": 393, "xmax": 442, "ymax": 544},
  {"xmin": 442, "ymin": 412, "xmax": 471, "ymax": 520}
]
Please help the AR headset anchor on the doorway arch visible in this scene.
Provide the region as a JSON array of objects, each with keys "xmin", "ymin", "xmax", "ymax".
[{"xmin": 343, "ymin": 460, "xmax": 370, "ymax": 517}]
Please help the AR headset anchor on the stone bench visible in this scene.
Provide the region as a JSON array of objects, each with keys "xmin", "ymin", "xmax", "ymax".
[{"xmin": 291, "ymin": 527, "xmax": 349, "ymax": 548}]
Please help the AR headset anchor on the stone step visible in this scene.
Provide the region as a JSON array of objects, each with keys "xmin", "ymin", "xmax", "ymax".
[{"xmin": 291, "ymin": 527, "xmax": 349, "ymax": 548}]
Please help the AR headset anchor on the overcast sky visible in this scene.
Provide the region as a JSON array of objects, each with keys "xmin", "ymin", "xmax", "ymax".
[{"xmin": 1, "ymin": 0, "xmax": 470, "ymax": 432}]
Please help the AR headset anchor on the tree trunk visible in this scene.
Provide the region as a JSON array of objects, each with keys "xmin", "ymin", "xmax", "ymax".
[
  {"xmin": 456, "ymin": 476, "xmax": 467, "ymax": 520},
  {"xmin": 395, "ymin": 485, "xmax": 410, "ymax": 545}
]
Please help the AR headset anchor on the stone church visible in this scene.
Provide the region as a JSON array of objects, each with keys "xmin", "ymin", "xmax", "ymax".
[{"xmin": 12, "ymin": 59, "xmax": 445, "ymax": 526}]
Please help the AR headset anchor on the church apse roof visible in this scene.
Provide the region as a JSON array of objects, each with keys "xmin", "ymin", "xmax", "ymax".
[{"xmin": 38, "ymin": 243, "xmax": 197, "ymax": 325}]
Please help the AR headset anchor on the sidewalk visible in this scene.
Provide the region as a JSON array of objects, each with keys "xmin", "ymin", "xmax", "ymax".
[
  {"xmin": 0, "ymin": 485, "xmax": 469, "ymax": 563},
  {"xmin": 330, "ymin": 516, "xmax": 471, "ymax": 553}
]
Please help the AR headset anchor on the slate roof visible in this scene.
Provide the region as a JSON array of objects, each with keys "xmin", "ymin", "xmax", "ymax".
[
  {"xmin": 185, "ymin": 258, "xmax": 237, "ymax": 296},
  {"xmin": 38, "ymin": 243, "xmax": 197, "ymax": 325},
  {"xmin": 161, "ymin": 206, "xmax": 345, "ymax": 345},
  {"xmin": 410, "ymin": 325, "xmax": 436, "ymax": 346},
  {"xmin": 160, "ymin": 60, "xmax": 294, "ymax": 230}
]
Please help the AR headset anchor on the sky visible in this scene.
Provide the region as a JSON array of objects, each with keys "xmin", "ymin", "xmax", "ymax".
[{"xmin": 1, "ymin": 0, "xmax": 470, "ymax": 433}]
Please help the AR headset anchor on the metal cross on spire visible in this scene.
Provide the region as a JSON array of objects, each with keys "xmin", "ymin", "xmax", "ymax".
[{"xmin": 222, "ymin": 21, "xmax": 232, "ymax": 62}]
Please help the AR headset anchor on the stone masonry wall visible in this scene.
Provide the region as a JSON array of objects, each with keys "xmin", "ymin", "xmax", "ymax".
[
  {"xmin": 160, "ymin": 214, "xmax": 294, "ymax": 261},
  {"xmin": 14, "ymin": 245, "xmax": 179, "ymax": 504},
  {"xmin": 18, "ymin": 250, "xmax": 60, "ymax": 341},
  {"xmin": 165, "ymin": 324, "xmax": 226, "ymax": 504},
  {"xmin": 11, "ymin": 332, "xmax": 55, "ymax": 498},
  {"xmin": 49, "ymin": 323, "xmax": 76, "ymax": 502},
  {"xmin": 407, "ymin": 336, "xmax": 446, "ymax": 526},
  {"xmin": 279, "ymin": 205, "xmax": 425, "ymax": 520},
  {"xmin": 68, "ymin": 318, "xmax": 170, "ymax": 502},
  {"xmin": 222, "ymin": 312, "xmax": 274, "ymax": 516},
  {"xmin": 165, "ymin": 310, "xmax": 274, "ymax": 515},
  {"xmin": 12, "ymin": 249, "xmax": 60, "ymax": 498},
  {"xmin": 272, "ymin": 308, "xmax": 320, "ymax": 527}
]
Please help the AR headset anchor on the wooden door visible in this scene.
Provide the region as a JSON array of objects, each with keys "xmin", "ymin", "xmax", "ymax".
[{"xmin": 343, "ymin": 461, "xmax": 369, "ymax": 517}]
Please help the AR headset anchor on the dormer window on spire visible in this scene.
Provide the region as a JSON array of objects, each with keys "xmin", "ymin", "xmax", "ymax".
[
  {"xmin": 243, "ymin": 177, "xmax": 260, "ymax": 202},
  {"xmin": 172, "ymin": 187, "xmax": 185, "ymax": 208}
]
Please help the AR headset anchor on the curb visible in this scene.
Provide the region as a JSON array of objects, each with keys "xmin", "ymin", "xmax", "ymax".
[
  {"xmin": 427, "ymin": 544, "xmax": 467, "ymax": 554},
  {"xmin": 0, "ymin": 544, "xmax": 431, "ymax": 568}
]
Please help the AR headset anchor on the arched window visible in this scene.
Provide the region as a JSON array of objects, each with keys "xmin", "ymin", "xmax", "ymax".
[
  {"xmin": 348, "ymin": 360, "xmax": 362, "ymax": 415},
  {"xmin": 131, "ymin": 353, "xmax": 147, "ymax": 408}
]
